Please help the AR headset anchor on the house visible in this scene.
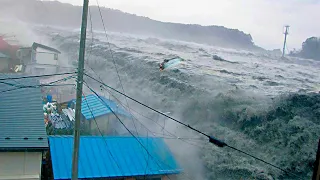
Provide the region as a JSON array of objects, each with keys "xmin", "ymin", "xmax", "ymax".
[
  {"xmin": 67, "ymin": 94, "xmax": 134, "ymax": 135},
  {"xmin": 25, "ymin": 42, "xmax": 61, "ymax": 75},
  {"xmin": 48, "ymin": 136, "xmax": 182, "ymax": 180},
  {"xmin": 0, "ymin": 74, "xmax": 48, "ymax": 180},
  {"xmin": 39, "ymin": 74, "xmax": 76, "ymax": 104},
  {"xmin": 0, "ymin": 36, "xmax": 21, "ymax": 71},
  {"xmin": 16, "ymin": 47, "xmax": 32, "ymax": 71},
  {"xmin": 0, "ymin": 52, "xmax": 10, "ymax": 72}
]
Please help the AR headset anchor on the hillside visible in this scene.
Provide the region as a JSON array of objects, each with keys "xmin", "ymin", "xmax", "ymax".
[
  {"xmin": 289, "ymin": 37, "xmax": 320, "ymax": 61},
  {"xmin": 0, "ymin": 0, "xmax": 262, "ymax": 50}
]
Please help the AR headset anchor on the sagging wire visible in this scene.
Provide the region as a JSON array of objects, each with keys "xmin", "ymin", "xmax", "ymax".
[
  {"xmin": 84, "ymin": 82, "xmax": 198, "ymax": 180},
  {"xmin": 81, "ymin": 91, "xmax": 127, "ymax": 177},
  {"xmin": 82, "ymin": 81, "xmax": 171, "ymax": 174},
  {"xmin": 0, "ymin": 72, "xmax": 76, "ymax": 81},
  {"xmin": 84, "ymin": 73, "xmax": 304, "ymax": 179},
  {"xmin": 97, "ymin": 83, "xmax": 207, "ymax": 149},
  {"xmin": 0, "ymin": 75, "xmax": 76, "ymax": 94},
  {"xmin": 95, "ymin": 0, "xmax": 139, "ymax": 136},
  {"xmin": 82, "ymin": 83, "xmax": 189, "ymax": 179}
]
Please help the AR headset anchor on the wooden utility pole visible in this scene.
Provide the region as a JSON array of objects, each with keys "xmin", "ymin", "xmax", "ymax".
[
  {"xmin": 282, "ymin": 25, "xmax": 290, "ymax": 58},
  {"xmin": 71, "ymin": 0, "xmax": 89, "ymax": 179},
  {"xmin": 313, "ymin": 138, "xmax": 320, "ymax": 180}
]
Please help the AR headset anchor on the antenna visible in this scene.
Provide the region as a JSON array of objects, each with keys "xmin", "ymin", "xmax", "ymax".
[{"xmin": 282, "ymin": 25, "xmax": 290, "ymax": 58}]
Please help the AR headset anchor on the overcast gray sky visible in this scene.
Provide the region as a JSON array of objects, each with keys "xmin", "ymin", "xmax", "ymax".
[{"xmin": 53, "ymin": 0, "xmax": 320, "ymax": 50}]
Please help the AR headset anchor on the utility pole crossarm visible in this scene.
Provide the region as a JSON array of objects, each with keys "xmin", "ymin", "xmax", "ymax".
[{"xmin": 71, "ymin": 0, "xmax": 89, "ymax": 180}]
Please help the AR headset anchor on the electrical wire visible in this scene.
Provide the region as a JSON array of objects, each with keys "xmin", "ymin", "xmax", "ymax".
[
  {"xmin": 0, "ymin": 72, "xmax": 76, "ymax": 81},
  {"xmin": 84, "ymin": 73, "xmax": 303, "ymax": 179},
  {"xmin": 87, "ymin": 6, "xmax": 94, "ymax": 60},
  {"xmin": 83, "ymin": 81, "xmax": 201, "ymax": 179},
  {"xmin": 0, "ymin": 75, "xmax": 76, "ymax": 94},
  {"xmin": 83, "ymin": 71, "xmax": 205, "ymax": 147},
  {"xmin": 97, "ymin": 83, "xmax": 207, "ymax": 149},
  {"xmin": 0, "ymin": 74, "xmax": 26, "ymax": 88},
  {"xmin": 81, "ymin": 89, "xmax": 187, "ymax": 179},
  {"xmin": 87, "ymin": 84, "xmax": 199, "ymax": 180},
  {"xmin": 83, "ymin": 57, "xmax": 206, "ymax": 163},
  {"xmin": 81, "ymin": 91, "xmax": 127, "ymax": 177},
  {"xmin": 95, "ymin": 0, "xmax": 139, "ymax": 136},
  {"xmin": 84, "ymin": 83, "xmax": 196, "ymax": 180},
  {"xmin": 0, "ymin": 84, "xmax": 75, "ymax": 94}
]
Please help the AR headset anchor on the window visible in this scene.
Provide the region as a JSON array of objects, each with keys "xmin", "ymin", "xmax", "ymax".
[{"xmin": 54, "ymin": 54, "xmax": 58, "ymax": 60}]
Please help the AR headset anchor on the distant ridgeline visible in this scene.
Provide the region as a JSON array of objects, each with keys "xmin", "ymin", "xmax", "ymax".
[
  {"xmin": 289, "ymin": 37, "xmax": 320, "ymax": 61},
  {"xmin": 0, "ymin": 0, "xmax": 262, "ymax": 51}
]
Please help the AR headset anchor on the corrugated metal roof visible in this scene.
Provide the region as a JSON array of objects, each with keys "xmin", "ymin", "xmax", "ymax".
[
  {"xmin": 72, "ymin": 94, "xmax": 131, "ymax": 120},
  {"xmin": 49, "ymin": 136, "xmax": 181, "ymax": 179},
  {"xmin": 0, "ymin": 74, "xmax": 48, "ymax": 150}
]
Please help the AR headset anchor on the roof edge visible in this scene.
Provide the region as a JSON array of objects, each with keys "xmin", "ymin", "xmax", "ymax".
[
  {"xmin": 0, "ymin": 147, "xmax": 49, "ymax": 152},
  {"xmin": 32, "ymin": 42, "xmax": 61, "ymax": 54}
]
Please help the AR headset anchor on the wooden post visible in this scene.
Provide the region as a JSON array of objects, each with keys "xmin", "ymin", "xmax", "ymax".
[
  {"xmin": 313, "ymin": 138, "xmax": 320, "ymax": 180},
  {"xmin": 71, "ymin": 0, "xmax": 89, "ymax": 179}
]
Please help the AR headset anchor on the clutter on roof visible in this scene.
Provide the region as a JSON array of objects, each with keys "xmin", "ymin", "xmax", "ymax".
[
  {"xmin": 62, "ymin": 108, "xmax": 75, "ymax": 121},
  {"xmin": 43, "ymin": 98, "xmax": 73, "ymax": 130}
]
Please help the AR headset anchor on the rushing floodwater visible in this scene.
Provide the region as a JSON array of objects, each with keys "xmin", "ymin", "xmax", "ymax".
[{"xmin": 42, "ymin": 28, "xmax": 320, "ymax": 180}]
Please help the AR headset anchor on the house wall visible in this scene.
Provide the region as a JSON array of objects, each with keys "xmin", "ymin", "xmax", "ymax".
[
  {"xmin": 25, "ymin": 64, "xmax": 58, "ymax": 75},
  {"xmin": 0, "ymin": 152, "xmax": 42, "ymax": 180},
  {"xmin": 90, "ymin": 115, "xmax": 132, "ymax": 135},
  {"xmin": 34, "ymin": 47, "xmax": 58, "ymax": 65},
  {"xmin": 17, "ymin": 48, "xmax": 32, "ymax": 66},
  {"xmin": 90, "ymin": 116, "xmax": 111, "ymax": 135},
  {"xmin": 0, "ymin": 58, "xmax": 9, "ymax": 72}
]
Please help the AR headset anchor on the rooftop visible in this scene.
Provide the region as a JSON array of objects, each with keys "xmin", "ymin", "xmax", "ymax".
[
  {"xmin": 70, "ymin": 94, "xmax": 131, "ymax": 120},
  {"xmin": 32, "ymin": 42, "xmax": 61, "ymax": 54},
  {"xmin": 49, "ymin": 136, "xmax": 181, "ymax": 179},
  {"xmin": 0, "ymin": 74, "xmax": 48, "ymax": 151}
]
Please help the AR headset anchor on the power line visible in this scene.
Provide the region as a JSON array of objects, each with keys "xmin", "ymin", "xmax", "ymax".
[
  {"xmin": 82, "ymin": 88, "xmax": 194, "ymax": 180},
  {"xmin": 84, "ymin": 72, "xmax": 209, "ymax": 136},
  {"xmin": 83, "ymin": 67, "xmax": 205, "ymax": 160},
  {"xmin": 95, "ymin": 0, "xmax": 139, "ymax": 136},
  {"xmin": 97, "ymin": 83, "xmax": 207, "ymax": 149},
  {"xmin": 84, "ymin": 73, "xmax": 303, "ymax": 179},
  {"xmin": 84, "ymin": 83, "xmax": 197, "ymax": 180},
  {"xmin": 0, "ymin": 75, "xmax": 76, "ymax": 94},
  {"xmin": 0, "ymin": 72, "xmax": 76, "ymax": 81},
  {"xmin": 0, "ymin": 84, "xmax": 75, "ymax": 94},
  {"xmin": 99, "ymin": 81, "xmax": 206, "ymax": 153},
  {"xmin": 81, "ymin": 91, "xmax": 127, "ymax": 177}
]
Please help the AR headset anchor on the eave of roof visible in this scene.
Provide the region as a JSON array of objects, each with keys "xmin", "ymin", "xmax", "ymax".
[{"xmin": 32, "ymin": 42, "xmax": 61, "ymax": 54}]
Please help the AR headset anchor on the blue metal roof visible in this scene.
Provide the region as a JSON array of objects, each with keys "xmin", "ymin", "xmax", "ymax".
[
  {"xmin": 49, "ymin": 136, "xmax": 181, "ymax": 179},
  {"xmin": 0, "ymin": 74, "xmax": 48, "ymax": 150},
  {"xmin": 72, "ymin": 94, "xmax": 131, "ymax": 120}
]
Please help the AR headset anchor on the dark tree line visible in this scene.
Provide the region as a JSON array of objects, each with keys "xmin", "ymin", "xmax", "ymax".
[
  {"xmin": 290, "ymin": 37, "xmax": 320, "ymax": 61},
  {"xmin": 0, "ymin": 0, "xmax": 260, "ymax": 50}
]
